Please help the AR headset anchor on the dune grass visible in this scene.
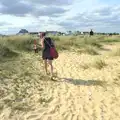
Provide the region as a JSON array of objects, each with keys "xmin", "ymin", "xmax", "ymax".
[
  {"xmin": 0, "ymin": 35, "xmax": 119, "ymax": 56},
  {"xmin": 0, "ymin": 35, "xmax": 34, "ymax": 52},
  {"xmin": 0, "ymin": 44, "xmax": 19, "ymax": 59},
  {"xmin": 92, "ymin": 58, "xmax": 107, "ymax": 69},
  {"xmin": 0, "ymin": 34, "xmax": 119, "ymax": 62}
]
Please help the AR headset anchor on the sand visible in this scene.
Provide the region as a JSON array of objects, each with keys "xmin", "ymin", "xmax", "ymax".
[{"xmin": 0, "ymin": 44, "xmax": 120, "ymax": 120}]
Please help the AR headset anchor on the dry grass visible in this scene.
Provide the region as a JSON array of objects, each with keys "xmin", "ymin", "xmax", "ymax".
[
  {"xmin": 80, "ymin": 63, "xmax": 90, "ymax": 70},
  {"xmin": 92, "ymin": 58, "xmax": 107, "ymax": 69},
  {"xmin": 84, "ymin": 46, "xmax": 99, "ymax": 55}
]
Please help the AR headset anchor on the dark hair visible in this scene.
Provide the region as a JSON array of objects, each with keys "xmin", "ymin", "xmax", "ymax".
[{"xmin": 40, "ymin": 32, "xmax": 46, "ymax": 38}]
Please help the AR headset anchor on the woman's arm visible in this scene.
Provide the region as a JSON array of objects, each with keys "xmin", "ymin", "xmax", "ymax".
[{"xmin": 40, "ymin": 38, "xmax": 44, "ymax": 48}]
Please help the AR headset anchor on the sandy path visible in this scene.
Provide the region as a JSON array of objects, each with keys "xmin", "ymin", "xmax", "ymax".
[{"xmin": 22, "ymin": 50, "xmax": 120, "ymax": 120}]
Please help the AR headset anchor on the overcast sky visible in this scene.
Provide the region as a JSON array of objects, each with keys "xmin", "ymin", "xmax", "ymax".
[{"xmin": 0, "ymin": 0, "xmax": 120, "ymax": 34}]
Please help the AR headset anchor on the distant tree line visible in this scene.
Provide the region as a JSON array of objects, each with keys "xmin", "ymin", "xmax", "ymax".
[{"xmin": 16, "ymin": 29, "xmax": 120, "ymax": 36}]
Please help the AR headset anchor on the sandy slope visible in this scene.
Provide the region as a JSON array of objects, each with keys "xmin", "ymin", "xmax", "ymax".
[{"xmin": 0, "ymin": 44, "xmax": 120, "ymax": 120}]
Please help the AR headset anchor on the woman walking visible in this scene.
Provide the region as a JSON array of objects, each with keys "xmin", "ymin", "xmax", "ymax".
[{"xmin": 39, "ymin": 32, "xmax": 55, "ymax": 79}]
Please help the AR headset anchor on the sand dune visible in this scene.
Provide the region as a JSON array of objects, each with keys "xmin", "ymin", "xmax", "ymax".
[{"xmin": 0, "ymin": 44, "xmax": 120, "ymax": 120}]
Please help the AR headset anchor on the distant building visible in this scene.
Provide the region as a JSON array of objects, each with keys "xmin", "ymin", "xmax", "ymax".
[
  {"xmin": 17, "ymin": 29, "xmax": 29, "ymax": 35},
  {"xmin": 29, "ymin": 32, "xmax": 39, "ymax": 35},
  {"xmin": 45, "ymin": 31, "xmax": 65, "ymax": 36},
  {"xmin": 46, "ymin": 31, "xmax": 58, "ymax": 35},
  {"xmin": 83, "ymin": 31, "xmax": 89, "ymax": 35}
]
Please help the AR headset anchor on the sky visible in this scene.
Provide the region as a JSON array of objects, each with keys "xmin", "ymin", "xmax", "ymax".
[{"xmin": 0, "ymin": 0, "xmax": 120, "ymax": 35}]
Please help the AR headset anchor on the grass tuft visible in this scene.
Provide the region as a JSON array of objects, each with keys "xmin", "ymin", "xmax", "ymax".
[{"xmin": 92, "ymin": 59, "xmax": 107, "ymax": 69}]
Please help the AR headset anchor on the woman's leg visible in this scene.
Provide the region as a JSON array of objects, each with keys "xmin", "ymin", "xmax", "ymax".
[
  {"xmin": 44, "ymin": 59, "xmax": 48, "ymax": 75},
  {"xmin": 47, "ymin": 60, "xmax": 53, "ymax": 77}
]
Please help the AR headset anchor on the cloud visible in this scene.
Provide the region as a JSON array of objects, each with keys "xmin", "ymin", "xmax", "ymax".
[
  {"xmin": 0, "ymin": 15, "xmax": 63, "ymax": 35},
  {"xmin": 0, "ymin": 0, "xmax": 120, "ymax": 34},
  {"xmin": 94, "ymin": 6, "xmax": 112, "ymax": 16},
  {"xmin": 32, "ymin": 6, "xmax": 68, "ymax": 17},
  {"xmin": 0, "ymin": 1, "xmax": 33, "ymax": 16},
  {"xmin": 0, "ymin": 0, "xmax": 71, "ymax": 17},
  {"xmin": 58, "ymin": 5, "xmax": 120, "ymax": 32},
  {"xmin": 1, "ymin": 27, "xmax": 22, "ymax": 35},
  {"xmin": 0, "ymin": 0, "xmax": 18, "ymax": 6},
  {"xmin": 26, "ymin": 0, "xmax": 73, "ymax": 6},
  {"xmin": 0, "ymin": 21, "xmax": 11, "ymax": 26},
  {"xmin": 58, "ymin": 21, "xmax": 94, "ymax": 30}
]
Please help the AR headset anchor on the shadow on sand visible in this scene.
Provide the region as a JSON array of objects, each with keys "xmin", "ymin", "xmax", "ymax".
[{"xmin": 57, "ymin": 77, "xmax": 107, "ymax": 86}]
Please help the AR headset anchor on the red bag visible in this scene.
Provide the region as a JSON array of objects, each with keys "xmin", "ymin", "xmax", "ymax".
[
  {"xmin": 50, "ymin": 47, "xmax": 58, "ymax": 59},
  {"xmin": 45, "ymin": 38, "xmax": 59, "ymax": 59}
]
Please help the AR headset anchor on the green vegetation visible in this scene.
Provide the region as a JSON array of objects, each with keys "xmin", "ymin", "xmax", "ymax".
[{"xmin": 0, "ymin": 34, "xmax": 120, "ymax": 60}]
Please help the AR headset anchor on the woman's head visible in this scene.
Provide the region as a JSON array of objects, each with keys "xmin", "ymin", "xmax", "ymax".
[{"xmin": 39, "ymin": 32, "xmax": 46, "ymax": 38}]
